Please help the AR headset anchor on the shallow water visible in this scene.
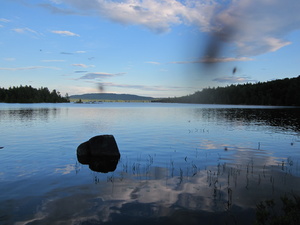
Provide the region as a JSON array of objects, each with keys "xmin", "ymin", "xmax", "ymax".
[{"xmin": 0, "ymin": 102, "xmax": 300, "ymax": 224}]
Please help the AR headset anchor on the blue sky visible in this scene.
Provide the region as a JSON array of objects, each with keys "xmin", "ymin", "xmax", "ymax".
[{"xmin": 1, "ymin": 0, "xmax": 300, "ymax": 98}]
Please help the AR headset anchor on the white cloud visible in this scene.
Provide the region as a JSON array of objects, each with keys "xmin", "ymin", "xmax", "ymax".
[
  {"xmin": 145, "ymin": 61, "xmax": 161, "ymax": 65},
  {"xmin": 213, "ymin": 76, "xmax": 257, "ymax": 83},
  {"xmin": 12, "ymin": 27, "xmax": 39, "ymax": 35},
  {"xmin": 46, "ymin": 0, "xmax": 300, "ymax": 56},
  {"xmin": 72, "ymin": 63, "xmax": 95, "ymax": 68},
  {"xmin": 204, "ymin": 0, "xmax": 299, "ymax": 56},
  {"xmin": 0, "ymin": 18, "xmax": 11, "ymax": 23},
  {"xmin": 75, "ymin": 51, "xmax": 86, "ymax": 54},
  {"xmin": 51, "ymin": 30, "xmax": 80, "ymax": 36},
  {"xmin": 45, "ymin": 0, "xmax": 191, "ymax": 33},
  {"xmin": 3, "ymin": 58, "xmax": 16, "ymax": 61}
]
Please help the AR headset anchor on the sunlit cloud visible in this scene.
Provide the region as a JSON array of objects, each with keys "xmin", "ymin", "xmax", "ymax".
[
  {"xmin": 72, "ymin": 64, "xmax": 95, "ymax": 68},
  {"xmin": 213, "ymin": 76, "xmax": 257, "ymax": 83},
  {"xmin": 12, "ymin": 27, "xmax": 39, "ymax": 36},
  {"xmin": 0, "ymin": 66, "xmax": 61, "ymax": 71},
  {"xmin": 145, "ymin": 61, "xmax": 161, "ymax": 65},
  {"xmin": 75, "ymin": 51, "xmax": 86, "ymax": 54},
  {"xmin": 51, "ymin": 30, "xmax": 80, "ymax": 37},
  {"xmin": 78, "ymin": 72, "xmax": 126, "ymax": 80},
  {"xmin": 46, "ymin": 0, "xmax": 187, "ymax": 34}
]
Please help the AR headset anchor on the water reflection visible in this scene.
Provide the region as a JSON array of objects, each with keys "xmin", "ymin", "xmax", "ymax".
[
  {"xmin": 0, "ymin": 107, "xmax": 60, "ymax": 123},
  {"xmin": 196, "ymin": 108, "xmax": 300, "ymax": 132},
  {"xmin": 16, "ymin": 154, "xmax": 300, "ymax": 225},
  {"xmin": 1, "ymin": 103, "xmax": 300, "ymax": 225},
  {"xmin": 77, "ymin": 156, "xmax": 119, "ymax": 173}
]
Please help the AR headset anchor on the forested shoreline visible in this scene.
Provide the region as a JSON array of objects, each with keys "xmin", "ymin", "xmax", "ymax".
[
  {"xmin": 154, "ymin": 76, "xmax": 300, "ymax": 106},
  {"xmin": 0, "ymin": 86, "xmax": 70, "ymax": 103}
]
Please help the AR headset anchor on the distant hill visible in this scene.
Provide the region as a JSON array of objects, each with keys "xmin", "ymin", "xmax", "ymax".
[{"xmin": 70, "ymin": 93, "xmax": 154, "ymax": 101}]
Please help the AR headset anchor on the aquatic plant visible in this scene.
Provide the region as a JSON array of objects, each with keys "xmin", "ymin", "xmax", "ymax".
[{"xmin": 255, "ymin": 194, "xmax": 300, "ymax": 225}]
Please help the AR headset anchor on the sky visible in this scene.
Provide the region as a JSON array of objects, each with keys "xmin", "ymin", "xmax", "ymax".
[{"xmin": 1, "ymin": 0, "xmax": 300, "ymax": 98}]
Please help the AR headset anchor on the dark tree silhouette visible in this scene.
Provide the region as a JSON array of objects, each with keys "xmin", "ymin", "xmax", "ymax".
[
  {"xmin": 0, "ymin": 85, "xmax": 70, "ymax": 103},
  {"xmin": 154, "ymin": 76, "xmax": 300, "ymax": 106}
]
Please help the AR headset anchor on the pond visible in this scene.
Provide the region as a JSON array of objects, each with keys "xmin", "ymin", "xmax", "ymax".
[{"xmin": 0, "ymin": 102, "xmax": 300, "ymax": 225}]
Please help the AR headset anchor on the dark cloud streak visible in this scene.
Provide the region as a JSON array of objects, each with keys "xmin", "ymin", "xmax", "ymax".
[{"xmin": 78, "ymin": 72, "xmax": 126, "ymax": 80}]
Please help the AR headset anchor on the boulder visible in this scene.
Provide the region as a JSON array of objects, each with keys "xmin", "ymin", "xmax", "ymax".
[
  {"xmin": 77, "ymin": 135, "xmax": 120, "ymax": 158},
  {"xmin": 76, "ymin": 135, "xmax": 120, "ymax": 173}
]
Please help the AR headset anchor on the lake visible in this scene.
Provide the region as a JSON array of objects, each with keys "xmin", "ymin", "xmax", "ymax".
[{"xmin": 0, "ymin": 102, "xmax": 300, "ymax": 225}]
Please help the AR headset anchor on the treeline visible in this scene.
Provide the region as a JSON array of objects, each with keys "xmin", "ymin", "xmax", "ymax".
[
  {"xmin": 155, "ymin": 76, "xmax": 300, "ymax": 106},
  {"xmin": 0, "ymin": 85, "xmax": 70, "ymax": 103}
]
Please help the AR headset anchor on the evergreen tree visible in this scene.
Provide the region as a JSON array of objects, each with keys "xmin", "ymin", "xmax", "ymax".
[
  {"xmin": 155, "ymin": 76, "xmax": 300, "ymax": 106},
  {"xmin": 0, "ymin": 86, "xmax": 70, "ymax": 103}
]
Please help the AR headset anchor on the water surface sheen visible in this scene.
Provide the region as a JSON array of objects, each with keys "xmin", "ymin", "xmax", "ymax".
[{"xmin": 0, "ymin": 102, "xmax": 300, "ymax": 224}]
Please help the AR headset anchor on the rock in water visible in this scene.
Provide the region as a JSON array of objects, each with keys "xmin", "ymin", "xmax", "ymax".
[
  {"xmin": 77, "ymin": 135, "xmax": 120, "ymax": 158},
  {"xmin": 89, "ymin": 135, "xmax": 120, "ymax": 157},
  {"xmin": 76, "ymin": 135, "xmax": 120, "ymax": 173}
]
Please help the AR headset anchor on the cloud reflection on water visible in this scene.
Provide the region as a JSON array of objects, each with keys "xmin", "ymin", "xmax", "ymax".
[{"xmin": 17, "ymin": 151, "xmax": 300, "ymax": 225}]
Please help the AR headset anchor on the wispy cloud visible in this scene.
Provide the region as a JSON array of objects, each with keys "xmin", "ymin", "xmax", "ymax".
[
  {"xmin": 0, "ymin": 18, "xmax": 11, "ymax": 23},
  {"xmin": 74, "ymin": 71, "xmax": 88, "ymax": 73},
  {"xmin": 145, "ymin": 61, "xmax": 161, "ymax": 65},
  {"xmin": 0, "ymin": 66, "xmax": 61, "ymax": 71},
  {"xmin": 78, "ymin": 72, "xmax": 126, "ymax": 80},
  {"xmin": 213, "ymin": 76, "xmax": 257, "ymax": 83},
  {"xmin": 12, "ymin": 27, "xmax": 40, "ymax": 36},
  {"xmin": 170, "ymin": 57, "xmax": 254, "ymax": 64},
  {"xmin": 75, "ymin": 51, "xmax": 86, "ymax": 54},
  {"xmin": 94, "ymin": 82, "xmax": 186, "ymax": 92},
  {"xmin": 60, "ymin": 51, "xmax": 85, "ymax": 55},
  {"xmin": 60, "ymin": 52, "xmax": 73, "ymax": 55},
  {"xmin": 38, "ymin": 3, "xmax": 81, "ymax": 15},
  {"xmin": 3, "ymin": 58, "xmax": 16, "ymax": 61},
  {"xmin": 41, "ymin": 59, "xmax": 65, "ymax": 62},
  {"xmin": 51, "ymin": 30, "xmax": 80, "ymax": 37},
  {"xmin": 72, "ymin": 63, "xmax": 95, "ymax": 68}
]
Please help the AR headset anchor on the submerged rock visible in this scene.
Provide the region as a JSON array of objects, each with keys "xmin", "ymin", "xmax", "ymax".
[
  {"xmin": 76, "ymin": 135, "xmax": 120, "ymax": 173},
  {"xmin": 77, "ymin": 155, "xmax": 119, "ymax": 173}
]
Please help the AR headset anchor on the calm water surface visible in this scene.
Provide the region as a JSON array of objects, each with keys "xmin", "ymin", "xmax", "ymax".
[{"xmin": 0, "ymin": 102, "xmax": 300, "ymax": 224}]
